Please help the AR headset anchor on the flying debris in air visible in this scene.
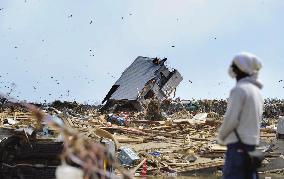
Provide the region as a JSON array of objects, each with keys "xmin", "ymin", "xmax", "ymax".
[
  {"xmin": 89, "ymin": 49, "xmax": 95, "ymax": 56},
  {"xmin": 218, "ymin": 81, "xmax": 225, "ymax": 86}
]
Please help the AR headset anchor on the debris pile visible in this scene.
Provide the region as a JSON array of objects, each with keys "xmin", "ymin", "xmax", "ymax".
[
  {"xmin": 145, "ymin": 99, "xmax": 165, "ymax": 121},
  {"xmin": 0, "ymin": 97, "xmax": 131, "ymax": 179},
  {"xmin": 264, "ymin": 99, "xmax": 284, "ymax": 118},
  {"xmin": 1, "ymin": 98, "xmax": 283, "ymax": 178}
]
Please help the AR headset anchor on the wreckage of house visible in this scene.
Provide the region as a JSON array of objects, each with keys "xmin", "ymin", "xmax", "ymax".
[{"xmin": 101, "ymin": 56, "xmax": 183, "ymax": 111}]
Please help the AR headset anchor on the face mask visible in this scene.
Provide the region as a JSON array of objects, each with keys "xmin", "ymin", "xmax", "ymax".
[{"xmin": 228, "ymin": 66, "xmax": 236, "ymax": 78}]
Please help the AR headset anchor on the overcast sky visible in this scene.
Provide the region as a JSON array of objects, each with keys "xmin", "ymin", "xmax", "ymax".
[{"xmin": 0, "ymin": 0, "xmax": 284, "ymax": 104}]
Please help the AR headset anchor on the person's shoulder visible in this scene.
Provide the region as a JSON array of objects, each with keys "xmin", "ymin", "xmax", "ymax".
[
  {"xmin": 230, "ymin": 85, "xmax": 247, "ymax": 97},
  {"xmin": 238, "ymin": 81, "xmax": 261, "ymax": 94},
  {"xmin": 231, "ymin": 83, "xmax": 246, "ymax": 92}
]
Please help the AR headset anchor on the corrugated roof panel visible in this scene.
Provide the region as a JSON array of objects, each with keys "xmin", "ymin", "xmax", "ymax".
[{"xmin": 110, "ymin": 57, "xmax": 162, "ymax": 100}]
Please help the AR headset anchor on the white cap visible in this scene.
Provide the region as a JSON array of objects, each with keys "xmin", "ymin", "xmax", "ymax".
[{"xmin": 232, "ymin": 52, "xmax": 262, "ymax": 76}]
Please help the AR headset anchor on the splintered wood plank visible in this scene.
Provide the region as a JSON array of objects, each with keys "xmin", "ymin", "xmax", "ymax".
[{"xmin": 114, "ymin": 135, "xmax": 144, "ymax": 143}]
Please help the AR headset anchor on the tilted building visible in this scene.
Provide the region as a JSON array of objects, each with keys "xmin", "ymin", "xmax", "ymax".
[{"xmin": 101, "ymin": 56, "xmax": 183, "ymax": 111}]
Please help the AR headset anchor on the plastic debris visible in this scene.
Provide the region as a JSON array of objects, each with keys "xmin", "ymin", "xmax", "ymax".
[
  {"xmin": 118, "ymin": 147, "xmax": 140, "ymax": 166},
  {"xmin": 107, "ymin": 113, "xmax": 129, "ymax": 126}
]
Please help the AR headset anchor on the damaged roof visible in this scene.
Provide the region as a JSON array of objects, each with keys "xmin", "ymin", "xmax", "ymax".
[{"xmin": 108, "ymin": 56, "xmax": 163, "ymax": 101}]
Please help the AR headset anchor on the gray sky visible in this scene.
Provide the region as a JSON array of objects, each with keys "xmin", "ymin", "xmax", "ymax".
[{"xmin": 0, "ymin": 0, "xmax": 284, "ymax": 104}]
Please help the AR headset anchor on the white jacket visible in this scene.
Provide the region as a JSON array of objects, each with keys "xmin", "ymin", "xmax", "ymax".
[{"xmin": 218, "ymin": 76, "xmax": 264, "ymax": 146}]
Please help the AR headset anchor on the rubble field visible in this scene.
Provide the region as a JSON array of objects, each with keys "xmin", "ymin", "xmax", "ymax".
[{"xmin": 0, "ymin": 99, "xmax": 284, "ymax": 178}]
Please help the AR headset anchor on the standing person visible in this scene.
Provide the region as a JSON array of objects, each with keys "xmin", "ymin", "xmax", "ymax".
[{"xmin": 218, "ymin": 52, "xmax": 264, "ymax": 179}]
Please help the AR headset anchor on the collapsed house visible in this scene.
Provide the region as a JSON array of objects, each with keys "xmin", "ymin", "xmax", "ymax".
[{"xmin": 101, "ymin": 56, "xmax": 183, "ymax": 111}]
